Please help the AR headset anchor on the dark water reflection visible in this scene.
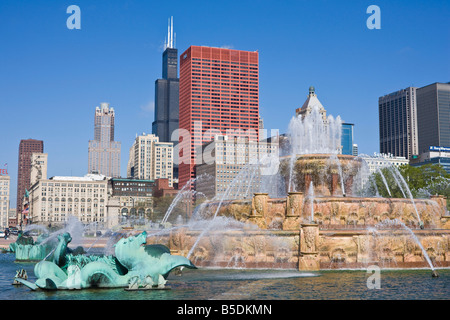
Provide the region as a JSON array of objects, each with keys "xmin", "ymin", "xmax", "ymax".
[{"xmin": 1, "ymin": 253, "xmax": 448, "ymax": 300}]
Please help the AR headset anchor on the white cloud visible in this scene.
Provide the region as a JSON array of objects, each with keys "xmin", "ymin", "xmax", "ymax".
[{"xmin": 140, "ymin": 101, "xmax": 154, "ymax": 117}]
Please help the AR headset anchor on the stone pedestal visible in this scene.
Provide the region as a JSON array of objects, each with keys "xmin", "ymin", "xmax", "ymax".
[
  {"xmin": 283, "ymin": 192, "xmax": 303, "ymax": 231},
  {"xmin": 298, "ymin": 223, "xmax": 320, "ymax": 271}
]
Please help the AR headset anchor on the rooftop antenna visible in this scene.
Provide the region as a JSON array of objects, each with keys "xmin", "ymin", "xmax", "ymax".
[
  {"xmin": 170, "ymin": 16, "xmax": 173, "ymax": 48},
  {"xmin": 165, "ymin": 16, "xmax": 175, "ymax": 49}
]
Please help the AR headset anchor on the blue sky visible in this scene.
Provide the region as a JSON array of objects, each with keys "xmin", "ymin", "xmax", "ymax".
[{"xmin": 1, "ymin": 0, "xmax": 449, "ymax": 207}]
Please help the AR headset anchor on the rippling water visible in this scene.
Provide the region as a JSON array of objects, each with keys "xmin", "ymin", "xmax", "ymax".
[{"xmin": 0, "ymin": 253, "xmax": 448, "ymax": 300}]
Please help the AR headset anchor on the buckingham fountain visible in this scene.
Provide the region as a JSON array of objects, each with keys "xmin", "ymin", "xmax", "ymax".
[
  {"xmin": 9, "ymin": 87, "xmax": 450, "ymax": 291},
  {"xmin": 144, "ymin": 86, "xmax": 450, "ymax": 274}
]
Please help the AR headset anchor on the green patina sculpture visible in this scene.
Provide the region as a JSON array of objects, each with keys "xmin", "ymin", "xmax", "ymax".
[
  {"xmin": 8, "ymin": 231, "xmax": 84, "ymax": 262},
  {"xmin": 8, "ymin": 232, "xmax": 56, "ymax": 261},
  {"xmin": 16, "ymin": 231, "xmax": 197, "ymax": 290}
]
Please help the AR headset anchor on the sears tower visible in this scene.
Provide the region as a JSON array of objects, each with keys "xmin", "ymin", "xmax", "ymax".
[{"xmin": 152, "ymin": 17, "xmax": 179, "ymax": 167}]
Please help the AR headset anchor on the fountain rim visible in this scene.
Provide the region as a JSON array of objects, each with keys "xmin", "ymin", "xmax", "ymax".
[{"xmin": 279, "ymin": 153, "xmax": 363, "ymax": 161}]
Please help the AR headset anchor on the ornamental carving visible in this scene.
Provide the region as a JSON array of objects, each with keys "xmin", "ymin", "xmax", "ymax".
[{"xmin": 303, "ymin": 228, "xmax": 316, "ymax": 252}]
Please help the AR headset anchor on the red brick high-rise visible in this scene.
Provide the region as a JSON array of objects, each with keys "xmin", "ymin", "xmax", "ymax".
[
  {"xmin": 178, "ymin": 46, "xmax": 260, "ymax": 189},
  {"xmin": 17, "ymin": 139, "xmax": 43, "ymax": 224}
]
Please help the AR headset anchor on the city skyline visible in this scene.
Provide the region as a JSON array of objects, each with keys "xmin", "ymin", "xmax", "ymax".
[{"xmin": 1, "ymin": 0, "xmax": 449, "ymax": 207}]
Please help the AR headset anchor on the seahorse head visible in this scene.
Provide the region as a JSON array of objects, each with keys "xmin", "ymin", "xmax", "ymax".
[{"xmin": 114, "ymin": 232, "xmax": 148, "ymax": 270}]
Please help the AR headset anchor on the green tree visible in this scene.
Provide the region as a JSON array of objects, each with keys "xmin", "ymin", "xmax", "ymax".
[
  {"xmin": 370, "ymin": 164, "xmax": 450, "ymax": 200},
  {"xmin": 399, "ymin": 164, "xmax": 449, "ymax": 192}
]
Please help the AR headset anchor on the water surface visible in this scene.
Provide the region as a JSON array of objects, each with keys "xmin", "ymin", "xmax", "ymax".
[{"xmin": 0, "ymin": 253, "xmax": 448, "ymax": 300}]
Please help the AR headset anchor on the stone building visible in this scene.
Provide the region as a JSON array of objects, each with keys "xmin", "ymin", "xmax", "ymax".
[
  {"xmin": 28, "ymin": 174, "xmax": 115, "ymax": 229},
  {"xmin": 108, "ymin": 178, "xmax": 155, "ymax": 224}
]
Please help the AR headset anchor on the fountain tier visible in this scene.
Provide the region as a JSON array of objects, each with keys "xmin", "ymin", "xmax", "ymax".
[
  {"xmin": 151, "ymin": 193, "xmax": 450, "ymax": 271},
  {"xmin": 280, "ymin": 154, "xmax": 362, "ymax": 197}
]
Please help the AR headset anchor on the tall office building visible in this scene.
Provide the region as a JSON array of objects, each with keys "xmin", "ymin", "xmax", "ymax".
[
  {"xmin": 178, "ymin": 46, "xmax": 260, "ymax": 188},
  {"xmin": 416, "ymin": 82, "xmax": 450, "ymax": 154},
  {"xmin": 378, "ymin": 87, "xmax": 418, "ymax": 159},
  {"xmin": 88, "ymin": 103, "xmax": 121, "ymax": 178},
  {"xmin": 153, "ymin": 17, "xmax": 179, "ymax": 144},
  {"xmin": 127, "ymin": 133, "xmax": 174, "ymax": 187},
  {"xmin": 16, "ymin": 139, "xmax": 43, "ymax": 222},
  {"xmin": 152, "ymin": 17, "xmax": 179, "ymax": 179},
  {"xmin": 341, "ymin": 123, "xmax": 355, "ymax": 155}
]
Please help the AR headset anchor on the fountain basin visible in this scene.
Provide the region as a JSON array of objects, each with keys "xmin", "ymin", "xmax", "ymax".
[{"xmin": 150, "ymin": 192, "xmax": 450, "ymax": 271}]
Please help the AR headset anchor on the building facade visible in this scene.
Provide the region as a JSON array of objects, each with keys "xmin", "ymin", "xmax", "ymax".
[
  {"xmin": 30, "ymin": 153, "xmax": 48, "ymax": 186},
  {"xmin": 17, "ymin": 139, "xmax": 44, "ymax": 222},
  {"xmin": 379, "ymin": 87, "xmax": 419, "ymax": 160},
  {"xmin": 410, "ymin": 146, "xmax": 450, "ymax": 174},
  {"xmin": 360, "ymin": 153, "xmax": 409, "ymax": 174},
  {"xmin": 88, "ymin": 103, "xmax": 121, "ymax": 177},
  {"xmin": 8, "ymin": 208, "xmax": 16, "ymax": 227},
  {"xmin": 416, "ymin": 82, "xmax": 450, "ymax": 155},
  {"xmin": 178, "ymin": 46, "xmax": 260, "ymax": 189},
  {"xmin": 28, "ymin": 174, "xmax": 114, "ymax": 228},
  {"xmin": 127, "ymin": 133, "xmax": 174, "ymax": 187},
  {"xmin": 109, "ymin": 178, "xmax": 155, "ymax": 224},
  {"xmin": 0, "ymin": 174, "xmax": 10, "ymax": 229},
  {"xmin": 341, "ymin": 123, "xmax": 355, "ymax": 155},
  {"xmin": 196, "ymin": 135, "xmax": 278, "ymax": 200},
  {"xmin": 352, "ymin": 144, "xmax": 359, "ymax": 156}
]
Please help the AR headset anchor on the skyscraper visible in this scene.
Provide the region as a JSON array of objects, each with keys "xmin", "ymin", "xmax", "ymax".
[
  {"xmin": 17, "ymin": 139, "xmax": 43, "ymax": 223},
  {"xmin": 178, "ymin": 46, "xmax": 260, "ymax": 189},
  {"xmin": 152, "ymin": 17, "xmax": 179, "ymax": 145},
  {"xmin": 88, "ymin": 103, "xmax": 121, "ymax": 177},
  {"xmin": 341, "ymin": 123, "xmax": 354, "ymax": 155},
  {"xmin": 378, "ymin": 87, "xmax": 418, "ymax": 159},
  {"xmin": 416, "ymin": 82, "xmax": 450, "ymax": 154}
]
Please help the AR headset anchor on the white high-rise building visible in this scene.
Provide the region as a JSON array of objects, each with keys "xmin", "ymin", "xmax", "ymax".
[
  {"xmin": 127, "ymin": 133, "xmax": 173, "ymax": 187},
  {"xmin": 88, "ymin": 103, "xmax": 121, "ymax": 177},
  {"xmin": 0, "ymin": 175, "xmax": 10, "ymax": 229}
]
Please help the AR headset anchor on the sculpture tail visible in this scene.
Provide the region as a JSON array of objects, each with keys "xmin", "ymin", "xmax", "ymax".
[{"xmin": 14, "ymin": 278, "xmax": 38, "ymax": 291}]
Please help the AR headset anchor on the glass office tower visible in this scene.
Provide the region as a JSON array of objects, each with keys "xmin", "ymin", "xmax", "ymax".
[{"xmin": 341, "ymin": 123, "xmax": 354, "ymax": 155}]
